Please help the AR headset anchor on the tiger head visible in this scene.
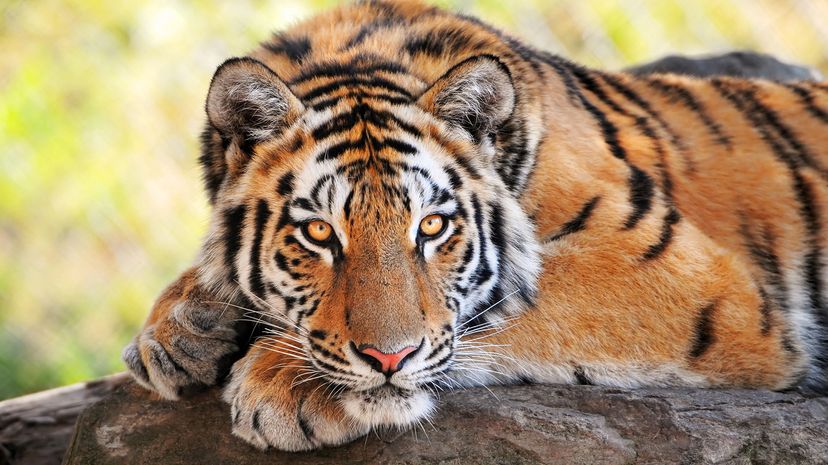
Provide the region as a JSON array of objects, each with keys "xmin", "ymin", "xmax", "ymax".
[{"xmin": 198, "ymin": 55, "xmax": 541, "ymax": 424}]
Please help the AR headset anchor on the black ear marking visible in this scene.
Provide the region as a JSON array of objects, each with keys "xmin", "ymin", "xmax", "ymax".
[{"xmin": 417, "ymin": 54, "xmax": 515, "ymax": 143}]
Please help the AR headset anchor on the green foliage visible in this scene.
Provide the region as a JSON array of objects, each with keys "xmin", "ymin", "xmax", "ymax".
[{"xmin": 1, "ymin": 0, "xmax": 826, "ymax": 399}]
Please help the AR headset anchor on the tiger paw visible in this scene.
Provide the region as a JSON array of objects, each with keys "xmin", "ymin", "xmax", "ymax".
[
  {"xmin": 223, "ymin": 343, "xmax": 370, "ymax": 451},
  {"xmin": 122, "ymin": 268, "xmax": 247, "ymax": 399}
]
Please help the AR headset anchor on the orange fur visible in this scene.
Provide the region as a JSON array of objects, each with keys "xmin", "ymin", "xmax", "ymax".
[{"xmin": 125, "ymin": 0, "xmax": 828, "ymax": 450}]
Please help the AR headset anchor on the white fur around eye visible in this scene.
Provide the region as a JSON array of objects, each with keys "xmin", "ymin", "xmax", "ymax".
[
  {"xmin": 422, "ymin": 221, "xmax": 455, "ymax": 259},
  {"xmin": 292, "ymin": 229, "xmax": 337, "ymax": 265}
]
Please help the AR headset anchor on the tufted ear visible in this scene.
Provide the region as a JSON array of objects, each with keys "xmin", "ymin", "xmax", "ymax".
[
  {"xmin": 417, "ymin": 55, "xmax": 515, "ymax": 143},
  {"xmin": 200, "ymin": 57, "xmax": 303, "ymax": 201},
  {"xmin": 206, "ymin": 57, "xmax": 303, "ymax": 147}
]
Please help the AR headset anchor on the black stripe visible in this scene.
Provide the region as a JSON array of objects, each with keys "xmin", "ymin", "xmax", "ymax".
[
  {"xmin": 601, "ymin": 73, "xmax": 687, "ymax": 152},
  {"xmin": 786, "ymin": 83, "xmax": 828, "ymax": 125},
  {"xmin": 310, "ymin": 92, "xmax": 411, "ymax": 111},
  {"xmin": 382, "ymin": 138, "xmax": 418, "ymax": 155},
  {"xmin": 599, "ymin": 73, "xmax": 681, "ymax": 196},
  {"xmin": 311, "ymin": 111, "xmax": 359, "ymax": 140},
  {"xmin": 573, "ymin": 366, "xmax": 593, "ymax": 385},
  {"xmin": 290, "ymin": 58, "xmax": 408, "ymax": 85},
  {"xmin": 689, "ymin": 303, "xmax": 716, "ymax": 359},
  {"xmin": 251, "ymin": 409, "xmax": 264, "ymax": 439},
  {"xmin": 249, "ymin": 200, "xmax": 272, "ymax": 300},
  {"xmin": 283, "ymin": 235, "xmax": 319, "ymax": 259},
  {"xmin": 301, "ymin": 76, "xmax": 412, "ymax": 102},
  {"xmin": 274, "ymin": 251, "xmax": 304, "ymax": 280},
  {"xmin": 444, "ymin": 165, "xmax": 463, "ymax": 189},
  {"xmin": 470, "ymin": 194, "xmax": 492, "ymax": 285},
  {"xmin": 341, "ymin": 18, "xmax": 400, "ymax": 50},
  {"xmin": 262, "ymin": 34, "xmax": 311, "ymax": 63},
  {"xmin": 718, "ymin": 81, "xmax": 828, "ymax": 182},
  {"xmin": 641, "ymin": 207, "xmax": 681, "ymax": 261},
  {"xmin": 548, "ymin": 62, "xmax": 626, "ymax": 160},
  {"xmin": 292, "ymin": 197, "xmax": 314, "ymax": 211},
  {"xmin": 276, "ymin": 171, "xmax": 295, "ymax": 196},
  {"xmin": 316, "ymin": 140, "xmax": 360, "ymax": 162},
  {"xmin": 645, "ymin": 78, "xmax": 732, "ymax": 148},
  {"xmin": 309, "ymin": 174, "xmax": 334, "ymax": 209},
  {"xmin": 296, "ymin": 399, "xmax": 315, "ymax": 443},
  {"xmin": 740, "ymin": 219, "xmax": 788, "ymax": 315},
  {"xmin": 222, "ymin": 205, "xmax": 247, "ymax": 284},
  {"xmin": 623, "ymin": 165, "xmax": 655, "ymax": 230},
  {"xmin": 545, "ymin": 196, "xmax": 601, "ymax": 242},
  {"xmin": 713, "ymin": 80, "xmax": 824, "ymax": 321},
  {"xmin": 404, "ymin": 28, "xmax": 477, "ymax": 57},
  {"xmin": 343, "ymin": 189, "xmax": 354, "ymax": 221},
  {"xmin": 275, "ymin": 202, "xmax": 293, "ymax": 232}
]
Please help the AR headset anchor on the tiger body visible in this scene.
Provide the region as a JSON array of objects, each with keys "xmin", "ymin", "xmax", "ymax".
[{"xmin": 123, "ymin": 0, "xmax": 828, "ymax": 451}]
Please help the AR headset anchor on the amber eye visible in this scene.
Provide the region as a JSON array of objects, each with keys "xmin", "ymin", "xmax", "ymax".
[
  {"xmin": 419, "ymin": 214, "xmax": 446, "ymax": 237},
  {"xmin": 304, "ymin": 220, "xmax": 333, "ymax": 243}
]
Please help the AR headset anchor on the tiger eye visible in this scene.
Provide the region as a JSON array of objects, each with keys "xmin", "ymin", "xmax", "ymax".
[
  {"xmin": 306, "ymin": 220, "xmax": 333, "ymax": 242},
  {"xmin": 419, "ymin": 214, "xmax": 445, "ymax": 237}
]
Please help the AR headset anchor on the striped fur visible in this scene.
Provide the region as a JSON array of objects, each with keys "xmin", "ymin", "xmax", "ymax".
[{"xmin": 124, "ymin": 0, "xmax": 828, "ymax": 450}]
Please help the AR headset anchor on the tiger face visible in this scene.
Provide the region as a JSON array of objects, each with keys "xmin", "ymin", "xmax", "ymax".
[{"xmin": 198, "ymin": 56, "xmax": 541, "ymax": 423}]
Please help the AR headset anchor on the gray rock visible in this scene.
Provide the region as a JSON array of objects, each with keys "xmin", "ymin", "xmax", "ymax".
[
  {"xmin": 627, "ymin": 51, "xmax": 824, "ymax": 81},
  {"xmin": 63, "ymin": 380, "xmax": 828, "ymax": 465}
]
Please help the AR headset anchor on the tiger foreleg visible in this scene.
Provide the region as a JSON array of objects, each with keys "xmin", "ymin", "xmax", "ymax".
[{"xmin": 121, "ymin": 266, "xmax": 253, "ymax": 399}]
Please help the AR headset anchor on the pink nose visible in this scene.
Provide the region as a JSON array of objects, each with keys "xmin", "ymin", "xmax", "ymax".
[{"xmin": 356, "ymin": 345, "xmax": 419, "ymax": 374}]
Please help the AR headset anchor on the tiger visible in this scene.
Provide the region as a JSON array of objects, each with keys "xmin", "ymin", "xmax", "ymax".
[{"xmin": 121, "ymin": 0, "xmax": 828, "ymax": 451}]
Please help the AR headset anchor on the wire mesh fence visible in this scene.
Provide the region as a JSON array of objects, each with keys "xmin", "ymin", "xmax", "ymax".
[{"xmin": 1, "ymin": 0, "xmax": 826, "ymax": 399}]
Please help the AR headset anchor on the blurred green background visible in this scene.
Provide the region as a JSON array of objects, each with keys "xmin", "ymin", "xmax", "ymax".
[{"xmin": 1, "ymin": 0, "xmax": 827, "ymax": 399}]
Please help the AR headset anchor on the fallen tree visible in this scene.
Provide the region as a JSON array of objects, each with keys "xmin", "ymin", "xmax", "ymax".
[{"xmin": 60, "ymin": 379, "xmax": 828, "ymax": 465}]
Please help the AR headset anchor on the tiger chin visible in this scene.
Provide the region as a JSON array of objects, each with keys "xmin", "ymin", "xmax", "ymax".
[{"xmin": 123, "ymin": 0, "xmax": 828, "ymax": 452}]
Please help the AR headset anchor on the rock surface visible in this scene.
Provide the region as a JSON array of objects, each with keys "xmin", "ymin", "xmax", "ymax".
[
  {"xmin": 626, "ymin": 51, "xmax": 824, "ymax": 81},
  {"xmin": 64, "ymin": 380, "xmax": 828, "ymax": 465},
  {"xmin": 0, "ymin": 373, "xmax": 128, "ymax": 465}
]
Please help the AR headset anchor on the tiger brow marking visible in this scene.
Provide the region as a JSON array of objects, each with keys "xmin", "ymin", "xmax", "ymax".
[
  {"xmin": 544, "ymin": 196, "xmax": 601, "ymax": 243},
  {"xmin": 689, "ymin": 302, "xmax": 716, "ymax": 359},
  {"xmin": 289, "ymin": 57, "xmax": 408, "ymax": 85},
  {"xmin": 277, "ymin": 171, "xmax": 295, "ymax": 196},
  {"xmin": 300, "ymin": 76, "xmax": 413, "ymax": 102}
]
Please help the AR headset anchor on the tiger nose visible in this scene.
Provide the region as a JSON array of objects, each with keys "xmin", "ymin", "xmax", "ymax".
[{"xmin": 353, "ymin": 342, "xmax": 421, "ymax": 375}]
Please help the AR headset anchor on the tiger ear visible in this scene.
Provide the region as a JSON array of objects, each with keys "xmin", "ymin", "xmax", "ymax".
[
  {"xmin": 200, "ymin": 57, "xmax": 304, "ymax": 201},
  {"xmin": 417, "ymin": 55, "xmax": 515, "ymax": 143},
  {"xmin": 206, "ymin": 57, "xmax": 303, "ymax": 148}
]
